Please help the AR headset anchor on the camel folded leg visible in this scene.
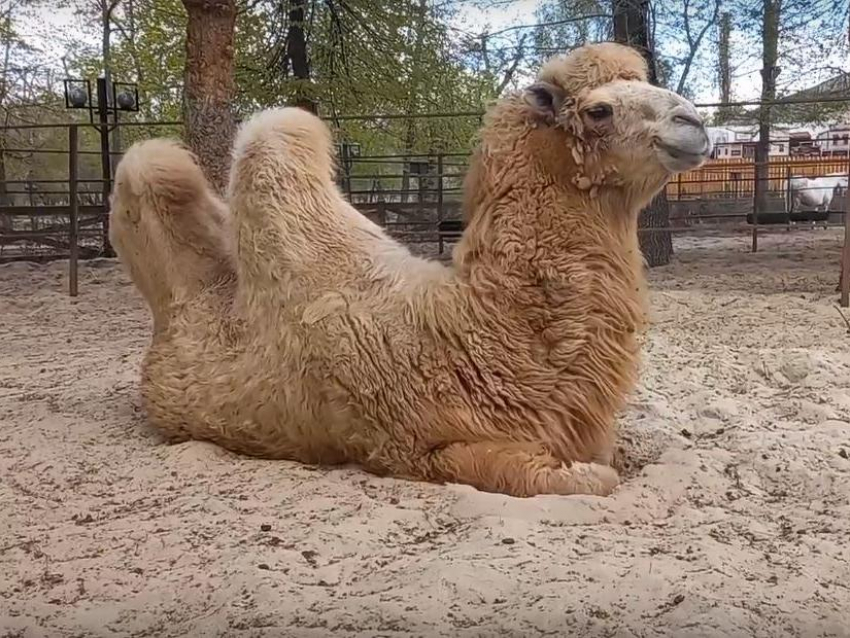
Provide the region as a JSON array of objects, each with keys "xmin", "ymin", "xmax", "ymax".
[
  {"xmin": 228, "ymin": 107, "xmax": 379, "ymax": 310},
  {"xmin": 427, "ymin": 441, "xmax": 620, "ymax": 497},
  {"xmin": 110, "ymin": 139, "xmax": 234, "ymax": 331}
]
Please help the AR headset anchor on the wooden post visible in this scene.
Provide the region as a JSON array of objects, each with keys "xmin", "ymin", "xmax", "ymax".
[
  {"xmin": 840, "ymin": 160, "xmax": 850, "ymax": 308},
  {"xmin": 69, "ymin": 124, "xmax": 79, "ymax": 297}
]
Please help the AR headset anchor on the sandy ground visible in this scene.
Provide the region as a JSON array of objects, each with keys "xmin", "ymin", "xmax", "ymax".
[{"xmin": 2, "ymin": 229, "xmax": 850, "ymax": 637}]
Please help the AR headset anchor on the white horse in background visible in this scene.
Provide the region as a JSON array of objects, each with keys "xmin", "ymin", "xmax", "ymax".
[{"xmin": 788, "ymin": 173, "xmax": 848, "ymax": 213}]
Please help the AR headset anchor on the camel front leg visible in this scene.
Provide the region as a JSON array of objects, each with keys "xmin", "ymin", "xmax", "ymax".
[
  {"xmin": 426, "ymin": 441, "xmax": 620, "ymax": 497},
  {"xmin": 227, "ymin": 107, "xmax": 373, "ymax": 310}
]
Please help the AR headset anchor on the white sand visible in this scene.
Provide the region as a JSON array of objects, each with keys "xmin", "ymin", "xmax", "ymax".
[{"xmin": 2, "ymin": 229, "xmax": 849, "ymax": 637}]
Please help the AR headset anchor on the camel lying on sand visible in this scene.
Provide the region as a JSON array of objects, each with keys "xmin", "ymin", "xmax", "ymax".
[{"xmin": 110, "ymin": 43, "xmax": 710, "ymax": 498}]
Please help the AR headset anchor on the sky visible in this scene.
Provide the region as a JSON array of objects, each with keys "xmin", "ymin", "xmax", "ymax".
[
  {"xmin": 14, "ymin": 0, "xmax": 849, "ymax": 110},
  {"xmin": 448, "ymin": 0, "xmax": 764, "ymax": 105},
  {"xmin": 452, "ymin": 0, "xmax": 543, "ymax": 36},
  {"xmin": 12, "ymin": 3, "xmax": 86, "ymax": 72}
]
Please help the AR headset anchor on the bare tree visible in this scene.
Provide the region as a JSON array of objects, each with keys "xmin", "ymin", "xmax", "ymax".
[
  {"xmin": 0, "ymin": 11, "xmax": 10, "ymax": 232},
  {"xmin": 0, "ymin": 0, "xmax": 50, "ymax": 230},
  {"xmin": 400, "ymin": 0, "xmax": 429, "ymax": 204},
  {"xmin": 675, "ymin": 0, "xmax": 721, "ymax": 94},
  {"xmin": 182, "ymin": 0, "xmax": 237, "ymax": 192},
  {"xmin": 480, "ymin": 32, "xmax": 528, "ymax": 94}
]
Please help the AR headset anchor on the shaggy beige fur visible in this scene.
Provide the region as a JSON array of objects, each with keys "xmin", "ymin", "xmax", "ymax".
[{"xmin": 110, "ymin": 43, "xmax": 710, "ymax": 498}]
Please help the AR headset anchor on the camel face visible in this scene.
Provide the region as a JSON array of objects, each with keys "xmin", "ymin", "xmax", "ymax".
[
  {"xmin": 642, "ymin": 87, "xmax": 711, "ymax": 174},
  {"xmin": 585, "ymin": 80, "xmax": 710, "ymax": 178},
  {"xmin": 528, "ymin": 80, "xmax": 709, "ymax": 180},
  {"xmin": 518, "ymin": 42, "xmax": 709, "ymax": 204}
]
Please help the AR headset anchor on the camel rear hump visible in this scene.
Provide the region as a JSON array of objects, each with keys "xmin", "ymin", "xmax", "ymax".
[{"xmin": 229, "ymin": 107, "xmax": 336, "ymax": 194}]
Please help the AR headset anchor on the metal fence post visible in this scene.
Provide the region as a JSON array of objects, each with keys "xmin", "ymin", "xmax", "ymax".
[
  {"xmin": 96, "ymin": 77, "xmax": 115, "ymax": 257},
  {"xmin": 840, "ymin": 159, "xmax": 850, "ymax": 308},
  {"xmin": 68, "ymin": 124, "xmax": 79, "ymax": 297}
]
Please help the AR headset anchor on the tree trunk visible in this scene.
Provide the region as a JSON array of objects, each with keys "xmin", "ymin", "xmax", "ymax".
[
  {"xmin": 182, "ymin": 0, "xmax": 237, "ymax": 193},
  {"xmin": 101, "ymin": 0, "xmax": 119, "ymax": 256},
  {"xmin": 613, "ymin": 0, "xmax": 673, "ymax": 267},
  {"xmin": 102, "ymin": 0, "xmax": 122, "ymax": 174},
  {"xmin": 754, "ymin": 0, "xmax": 781, "ymax": 218},
  {"xmin": 0, "ymin": 149, "xmax": 10, "ymax": 233},
  {"xmin": 285, "ymin": 0, "xmax": 315, "ymax": 113},
  {"xmin": 718, "ymin": 12, "xmax": 731, "ymax": 103},
  {"xmin": 0, "ymin": 26, "xmax": 10, "ymax": 233},
  {"xmin": 716, "ymin": 11, "xmax": 732, "ymax": 124}
]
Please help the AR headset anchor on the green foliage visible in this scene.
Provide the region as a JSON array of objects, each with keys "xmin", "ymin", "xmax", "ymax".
[
  {"xmin": 67, "ymin": 0, "xmax": 185, "ymax": 127},
  {"xmin": 4, "ymin": 0, "xmax": 847, "ymax": 196},
  {"xmin": 57, "ymin": 0, "xmax": 501, "ymax": 188}
]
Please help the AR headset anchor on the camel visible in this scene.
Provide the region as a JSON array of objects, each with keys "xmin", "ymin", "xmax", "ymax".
[{"xmin": 109, "ymin": 43, "xmax": 710, "ymax": 498}]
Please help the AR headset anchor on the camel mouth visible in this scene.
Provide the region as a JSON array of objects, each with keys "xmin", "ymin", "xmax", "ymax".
[{"xmin": 655, "ymin": 141, "xmax": 710, "ymax": 173}]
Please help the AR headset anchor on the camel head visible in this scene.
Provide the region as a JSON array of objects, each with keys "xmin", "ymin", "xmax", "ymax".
[{"xmin": 518, "ymin": 42, "xmax": 711, "ymax": 206}]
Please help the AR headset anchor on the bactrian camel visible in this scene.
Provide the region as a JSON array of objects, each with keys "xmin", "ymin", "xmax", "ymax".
[{"xmin": 109, "ymin": 43, "xmax": 710, "ymax": 498}]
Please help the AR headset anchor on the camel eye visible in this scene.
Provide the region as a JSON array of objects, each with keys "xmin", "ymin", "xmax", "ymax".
[{"xmin": 585, "ymin": 104, "xmax": 613, "ymax": 121}]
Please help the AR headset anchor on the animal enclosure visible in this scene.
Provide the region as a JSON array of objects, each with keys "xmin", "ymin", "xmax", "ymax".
[{"xmin": 1, "ymin": 117, "xmax": 848, "ymax": 302}]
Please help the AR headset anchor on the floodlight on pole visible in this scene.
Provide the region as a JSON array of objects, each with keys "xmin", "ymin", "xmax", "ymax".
[
  {"xmin": 62, "ymin": 77, "xmax": 141, "ymax": 122},
  {"xmin": 61, "ymin": 76, "xmax": 140, "ymax": 258}
]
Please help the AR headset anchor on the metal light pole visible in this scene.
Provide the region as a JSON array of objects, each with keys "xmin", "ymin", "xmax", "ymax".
[{"xmin": 63, "ymin": 78, "xmax": 139, "ymax": 256}]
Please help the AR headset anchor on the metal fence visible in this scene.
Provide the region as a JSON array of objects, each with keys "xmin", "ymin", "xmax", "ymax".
[
  {"xmin": 665, "ymin": 148, "xmax": 850, "ymax": 250},
  {"xmin": 1, "ymin": 119, "xmax": 849, "ymax": 303},
  {"xmin": 336, "ymin": 150, "xmax": 469, "ymax": 251},
  {"xmin": 0, "ymin": 120, "xmax": 183, "ymax": 271}
]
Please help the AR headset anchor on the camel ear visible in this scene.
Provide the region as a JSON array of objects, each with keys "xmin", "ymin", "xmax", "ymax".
[{"xmin": 523, "ymin": 81, "xmax": 566, "ymax": 122}]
